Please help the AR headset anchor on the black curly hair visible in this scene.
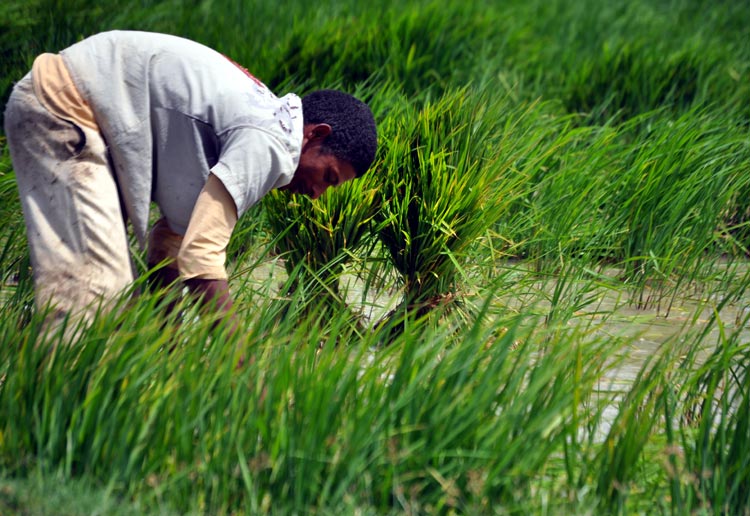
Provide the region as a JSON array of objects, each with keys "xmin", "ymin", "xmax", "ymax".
[{"xmin": 301, "ymin": 89, "xmax": 377, "ymax": 177}]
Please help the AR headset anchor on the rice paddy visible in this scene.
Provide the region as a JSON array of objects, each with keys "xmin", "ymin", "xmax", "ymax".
[{"xmin": 1, "ymin": 0, "xmax": 749, "ymax": 514}]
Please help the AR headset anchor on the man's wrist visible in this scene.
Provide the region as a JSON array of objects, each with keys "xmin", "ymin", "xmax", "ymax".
[{"xmin": 184, "ymin": 277, "xmax": 233, "ymax": 312}]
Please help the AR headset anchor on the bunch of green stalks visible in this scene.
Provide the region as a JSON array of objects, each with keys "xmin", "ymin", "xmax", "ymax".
[
  {"xmin": 593, "ymin": 107, "xmax": 750, "ymax": 309},
  {"xmin": 488, "ymin": 101, "xmax": 750, "ymax": 309},
  {"xmin": 676, "ymin": 318, "xmax": 750, "ymax": 514},
  {"xmin": 369, "ymin": 88, "xmax": 513, "ymax": 328},
  {"xmin": 508, "ymin": 0, "xmax": 750, "ymax": 123},
  {"xmin": 489, "ymin": 106, "xmax": 623, "ymax": 267},
  {"xmin": 3, "ymin": 238, "xmax": 747, "ymax": 514},
  {"xmin": 664, "ymin": 269, "xmax": 750, "ymax": 515},
  {"xmin": 261, "ymin": 175, "xmax": 379, "ymax": 330},
  {"xmin": 253, "ymin": 84, "xmax": 401, "ymax": 333},
  {"xmin": 591, "ymin": 269, "xmax": 750, "ymax": 514},
  {"xmin": 261, "ymin": 1, "xmax": 495, "ymax": 98},
  {"xmin": 261, "ymin": 86, "xmax": 526, "ymax": 335},
  {"xmin": 3, "ymin": 0, "xmax": 750, "ymax": 115}
]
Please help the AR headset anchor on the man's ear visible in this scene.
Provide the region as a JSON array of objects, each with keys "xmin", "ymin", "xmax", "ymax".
[{"xmin": 308, "ymin": 123, "xmax": 332, "ymax": 141}]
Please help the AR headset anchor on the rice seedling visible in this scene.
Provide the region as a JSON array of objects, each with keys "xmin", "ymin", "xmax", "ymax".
[
  {"xmin": 371, "ymin": 87, "xmax": 513, "ymax": 334},
  {"xmin": 261, "ymin": 165, "xmax": 380, "ymax": 332},
  {"xmin": 0, "ymin": 473, "xmax": 148, "ymax": 515},
  {"xmin": 497, "ymin": 117, "xmax": 626, "ymax": 267},
  {"xmin": 662, "ymin": 288, "xmax": 750, "ymax": 515},
  {"xmin": 0, "ymin": 274, "xmax": 621, "ymax": 513},
  {"xmin": 0, "ymin": 140, "xmax": 23, "ymax": 239},
  {"xmin": 597, "ymin": 108, "xmax": 750, "ymax": 306},
  {"xmin": 244, "ymin": 0, "xmax": 496, "ymax": 98}
]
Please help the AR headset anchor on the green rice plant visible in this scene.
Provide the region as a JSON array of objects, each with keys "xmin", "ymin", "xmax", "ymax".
[
  {"xmin": 0, "ymin": 473, "xmax": 150, "ymax": 515},
  {"xmin": 261, "ymin": 168, "xmax": 380, "ymax": 330},
  {"xmin": 263, "ymin": 0, "xmax": 495, "ymax": 97},
  {"xmin": 372, "ymin": 87, "xmax": 512, "ymax": 331},
  {"xmin": 0, "ymin": 0, "xmax": 126, "ymax": 100},
  {"xmin": 0, "ymin": 140, "xmax": 20, "ymax": 221},
  {"xmin": 668, "ymin": 305, "xmax": 750, "ymax": 514},
  {"xmin": 561, "ymin": 40, "xmax": 704, "ymax": 125},
  {"xmin": 492, "ymin": 101, "xmax": 749, "ymax": 293},
  {"xmin": 0, "ymin": 177, "xmax": 33, "ymax": 332},
  {"xmin": 0, "ymin": 142, "xmax": 28, "ymax": 294},
  {"xmin": 594, "ymin": 334, "xmax": 688, "ymax": 513},
  {"xmin": 505, "ymin": 0, "xmax": 750, "ymax": 122},
  {"xmin": 224, "ymin": 203, "xmax": 273, "ymax": 265},
  {"xmin": 0, "ymin": 275, "xmax": 618, "ymax": 514},
  {"xmin": 592, "ymin": 266, "xmax": 750, "ymax": 515},
  {"xmin": 505, "ymin": 120, "xmax": 627, "ymax": 268},
  {"xmin": 0, "ymin": 3, "xmax": 33, "ymax": 123},
  {"xmin": 478, "ymin": 99, "xmax": 581, "ymax": 262},
  {"xmin": 256, "ymin": 83, "xmax": 406, "ymax": 332},
  {"xmin": 597, "ymin": 108, "xmax": 750, "ymax": 307}
]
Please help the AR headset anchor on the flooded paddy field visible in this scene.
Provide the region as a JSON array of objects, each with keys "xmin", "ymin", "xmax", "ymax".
[{"xmin": 247, "ymin": 257, "xmax": 750, "ymax": 374}]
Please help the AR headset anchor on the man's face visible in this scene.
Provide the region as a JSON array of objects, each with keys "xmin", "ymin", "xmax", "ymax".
[{"xmin": 279, "ymin": 123, "xmax": 357, "ymax": 199}]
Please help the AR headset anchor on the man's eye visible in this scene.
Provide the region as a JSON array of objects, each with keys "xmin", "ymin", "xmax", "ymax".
[{"xmin": 326, "ymin": 171, "xmax": 338, "ymax": 186}]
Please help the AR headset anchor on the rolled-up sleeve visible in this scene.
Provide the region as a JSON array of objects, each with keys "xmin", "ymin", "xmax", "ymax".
[{"xmin": 177, "ymin": 173, "xmax": 238, "ymax": 280}]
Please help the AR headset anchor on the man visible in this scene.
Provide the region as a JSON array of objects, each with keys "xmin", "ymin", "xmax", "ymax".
[{"xmin": 3, "ymin": 30, "xmax": 378, "ymax": 332}]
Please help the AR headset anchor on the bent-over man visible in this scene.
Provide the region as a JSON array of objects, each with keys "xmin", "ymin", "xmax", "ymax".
[{"xmin": 3, "ymin": 30, "xmax": 378, "ymax": 333}]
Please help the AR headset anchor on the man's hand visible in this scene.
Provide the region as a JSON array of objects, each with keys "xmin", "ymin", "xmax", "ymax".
[
  {"xmin": 146, "ymin": 266, "xmax": 237, "ymax": 333},
  {"xmin": 184, "ymin": 278, "xmax": 233, "ymax": 312},
  {"xmin": 184, "ymin": 277, "xmax": 238, "ymax": 334},
  {"xmin": 147, "ymin": 265, "xmax": 181, "ymax": 291},
  {"xmin": 145, "ymin": 264, "xmax": 182, "ymax": 316}
]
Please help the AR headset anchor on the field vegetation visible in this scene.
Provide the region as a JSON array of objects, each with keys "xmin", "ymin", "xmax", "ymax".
[{"xmin": 1, "ymin": 0, "xmax": 749, "ymax": 514}]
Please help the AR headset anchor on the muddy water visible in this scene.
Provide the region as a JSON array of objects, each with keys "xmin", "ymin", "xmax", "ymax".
[
  {"xmin": 495, "ymin": 265, "xmax": 750, "ymax": 440},
  {"xmin": 247, "ymin": 258, "xmax": 749, "ymax": 441},
  {"xmin": 592, "ymin": 285, "xmax": 749, "ymax": 380},
  {"xmin": 251, "ymin": 259, "xmax": 750, "ymax": 376}
]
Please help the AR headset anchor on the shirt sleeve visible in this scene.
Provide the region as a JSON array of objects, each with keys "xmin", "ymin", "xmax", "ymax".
[
  {"xmin": 210, "ymin": 126, "xmax": 296, "ymax": 217},
  {"xmin": 177, "ymin": 173, "xmax": 238, "ymax": 280}
]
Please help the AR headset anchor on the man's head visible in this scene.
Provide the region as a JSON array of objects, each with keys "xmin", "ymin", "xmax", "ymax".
[{"xmin": 281, "ymin": 90, "xmax": 377, "ymax": 199}]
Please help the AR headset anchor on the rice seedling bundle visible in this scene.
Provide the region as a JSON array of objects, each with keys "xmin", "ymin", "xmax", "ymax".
[
  {"xmin": 372, "ymin": 89, "xmax": 508, "ymax": 320},
  {"xmin": 261, "ymin": 175, "xmax": 379, "ymax": 326}
]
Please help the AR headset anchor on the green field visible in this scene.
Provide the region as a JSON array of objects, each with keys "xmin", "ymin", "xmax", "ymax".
[{"xmin": 1, "ymin": 0, "xmax": 749, "ymax": 514}]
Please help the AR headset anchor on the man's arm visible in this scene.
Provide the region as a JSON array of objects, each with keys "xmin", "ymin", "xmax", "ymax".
[{"xmin": 178, "ymin": 173, "xmax": 238, "ymax": 324}]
